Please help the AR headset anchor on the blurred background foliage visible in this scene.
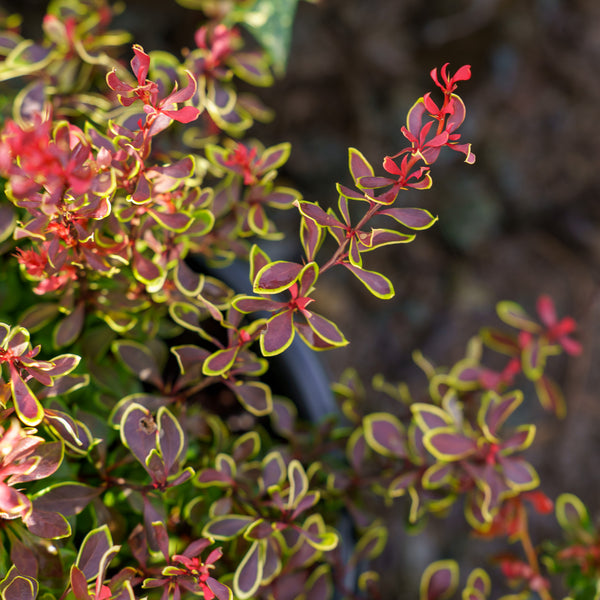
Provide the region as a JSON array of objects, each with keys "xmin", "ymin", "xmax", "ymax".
[{"xmin": 1, "ymin": 0, "xmax": 599, "ymax": 597}]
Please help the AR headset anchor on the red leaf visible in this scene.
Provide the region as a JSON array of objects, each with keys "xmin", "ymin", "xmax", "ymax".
[{"xmin": 70, "ymin": 565, "xmax": 92, "ymax": 600}]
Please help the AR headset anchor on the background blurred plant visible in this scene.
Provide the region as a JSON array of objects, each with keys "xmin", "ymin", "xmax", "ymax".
[{"xmin": 0, "ymin": 1, "xmax": 592, "ymax": 599}]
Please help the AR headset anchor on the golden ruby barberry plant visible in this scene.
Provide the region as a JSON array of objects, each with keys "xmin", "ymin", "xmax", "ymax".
[{"xmin": 0, "ymin": 1, "xmax": 592, "ymax": 599}]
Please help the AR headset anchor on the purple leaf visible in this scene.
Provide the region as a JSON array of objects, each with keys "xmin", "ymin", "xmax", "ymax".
[
  {"xmin": 480, "ymin": 390, "xmax": 522, "ymax": 436},
  {"xmin": 498, "ymin": 456, "xmax": 539, "ymax": 490},
  {"xmin": 132, "ymin": 250, "xmax": 165, "ymax": 291},
  {"xmin": 256, "ymin": 142, "xmax": 290, "ymax": 174},
  {"xmin": 343, "ymin": 263, "xmax": 394, "ymax": 299},
  {"xmin": 420, "ymin": 560, "xmax": 459, "ymax": 600},
  {"xmin": 157, "ymin": 407, "xmax": 184, "ymax": 473},
  {"xmin": 76, "ymin": 525, "xmax": 112, "ymax": 580},
  {"xmin": 232, "ymin": 295, "xmax": 284, "ymax": 314},
  {"xmin": 1, "ymin": 574, "xmax": 38, "ymax": 600},
  {"xmin": 229, "ymin": 381, "xmax": 272, "ymax": 416},
  {"xmin": 32, "ymin": 483, "xmax": 101, "ymax": 516},
  {"xmin": 300, "ymin": 214, "xmax": 325, "ymax": 262},
  {"xmin": 304, "ymin": 564, "xmax": 333, "ymax": 600},
  {"xmin": 232, "ymin": 431, "xmax": 260, "ymax": 462},
  {"xmin": 112, "ymin": 340, "xmax": 163, "ymax": 387},
  {"xmin": 203, "ymin": 347, "xmax": 239, "ymax": 376},
  {"xmin": 296, "ymin": 201, "xmax": 343, "ymax": 229},
  {"xmin": 254, "ymin": 261, "xmax": 303, "ymax": 294},
  {"xmin": 261, "ymin": 451, "xmax": 286, "ymax": 489},
  {"xmin": 19, "ymin": 303, "xmax": 60, "ymax": 332},
  {"xmin": 53, "ymin": 303, "xmax": 85, "ymax": 348},
  {"xmin": 305, "ymin": 312, "xmax": 347, "ymax": 347},
  {"xmin": 151, "ymin": 521, "xmax": 170, "ymax": 562},
  {"xmin": 23, "ymin": 508, "xmax": 71, "ymax": 539},
  {"xmin": 363, "ymin": 413, "xmax": 407, "ymax": 458},
  {"xmin": 522, "ymin": 336, "xmax": 546, "ymax": 381},
  {"xmin": 203, "ymin": 515, "xmax": 255, "ymax": 540},
  {"xmin": 234, "ymin": 540, "xmax": 264, "ymax": 599},
  {"xmin": 287, "ymin": 460, "xmax": 308, "ymax": 509},
  {"xmin": 379, "ymin": 207, "xmax": 438, "ymax": 230},
  {"xmin": 424, "ymin": 428, "xmax": 477, "ymax": 461},
  {"xmin": 206, "ymin": 577, "xmax": 233, "ymax": 600},
  {"xmin": 120, "ymin": 404, "xmax": 158, "ymax": 467},
  {"xmin": 348, "ymin": 147, "xmax": 374, "ymax": 184},
  {"xmin": 261, "ymin": 310, "xmax": 294, "ymax": 356},
  {"xmin": 43, "ymin": 408, "xmax": 93, "ymax": 455},
  {"xmin": 146, "ymin": 208, "xmax": 194, "ymax": 232}
]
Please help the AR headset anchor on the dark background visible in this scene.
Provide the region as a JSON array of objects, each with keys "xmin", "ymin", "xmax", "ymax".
[
  {"xmin": 260, "ymin": 2, "xmax": 600, "ymax": 597},
  {"xmin": 4, "ymin": 0, "xmax": 600, "ymax": 597}
]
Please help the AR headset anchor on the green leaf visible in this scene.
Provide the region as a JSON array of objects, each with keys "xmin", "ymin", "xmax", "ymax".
[
  {"xmin": 0, "ymin": 205, "xmax": 17, "ymax": 243},
  {"xmin": 238, "ymin": 0, "xmax": 299, "ymax": 77},
  {"xmin": 497, "ymin": 301, "xmax": 541, "ymax": 333},
  {"xmin": 555, "ymin": 493, "xmax": 591, "ymax": 534},
  {"xmin": 229, "ymin": 51, "xmax": 274, "ymax": 87},
  {"xmin": 521, "ymin": 336, "xmax": 548, "ymax": 381},
  {"xmin": 535, "ymin": 375, "xmax": 566, "ymax": 418}
]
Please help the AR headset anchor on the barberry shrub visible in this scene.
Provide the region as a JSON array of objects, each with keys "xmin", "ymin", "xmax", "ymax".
[{"xmin": 0, "ymin": 1, "xmax": 589, "ymax": 600}]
